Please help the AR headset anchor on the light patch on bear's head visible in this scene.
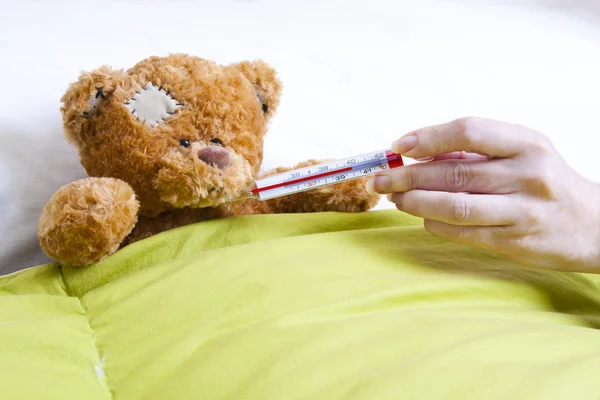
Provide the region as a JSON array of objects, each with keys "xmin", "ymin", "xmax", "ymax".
[{"xmin": 124, "ymin": 82, "xmax": 182, "ymax": 128}]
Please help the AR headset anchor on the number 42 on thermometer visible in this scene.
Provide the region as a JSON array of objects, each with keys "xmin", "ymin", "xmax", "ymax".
[{"xmin": 230, "ymin": 149, "xmax": 404, "ymax": 202}]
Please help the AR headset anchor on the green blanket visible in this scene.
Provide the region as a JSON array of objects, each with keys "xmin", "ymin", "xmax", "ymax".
[{"xmin": 3, "ymin": 211, "xmax": 600, "ymax": 399}]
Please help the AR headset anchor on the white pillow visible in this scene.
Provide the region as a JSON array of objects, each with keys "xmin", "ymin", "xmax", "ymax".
[
  {"xmin": 0, "ymin": 121, "xmax": 86, "ymax": 275},
  {"xmin": 2, "ymin": 0, "xmax": 600, "ymax": 274}
]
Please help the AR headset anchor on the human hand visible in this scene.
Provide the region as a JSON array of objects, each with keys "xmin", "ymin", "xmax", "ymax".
[{"xmin": 366, "ymin": 117, "xmax": 600, "ymax": 273}]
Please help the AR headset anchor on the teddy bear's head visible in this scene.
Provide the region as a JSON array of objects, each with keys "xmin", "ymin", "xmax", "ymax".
[{"xmin": 60, "ymin": 54, "xmax": 282, "ymax": 217}]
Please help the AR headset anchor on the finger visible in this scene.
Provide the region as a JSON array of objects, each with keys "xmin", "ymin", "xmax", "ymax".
[
  {"xmin": 368, "ymin": 159, "xmax": 518, "ymax": 194},
  {"xmin": 393, "ymin": 117, "xmax": 551, "ymax": 159},
  {"xmin": 432, "ymin": 151, "xmax": 487, "ymax": 161},
  {"xmin": 390, "ymin": 190, "xmax": 517, "ymax": 226}
]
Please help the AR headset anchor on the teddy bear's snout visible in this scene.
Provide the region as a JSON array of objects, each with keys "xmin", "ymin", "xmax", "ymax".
[{"xmin": 198, "ymin": 146, "xmax": 231, "ymax": 169}]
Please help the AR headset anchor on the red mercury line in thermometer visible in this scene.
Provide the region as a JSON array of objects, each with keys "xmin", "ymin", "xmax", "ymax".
[
  {"xmin": 251, "ymin": 166, "xmax": 353, "ymax": 195},
  {"xmin": 251, "ymin": 150, "xmax": 402, "ymax": 196}
]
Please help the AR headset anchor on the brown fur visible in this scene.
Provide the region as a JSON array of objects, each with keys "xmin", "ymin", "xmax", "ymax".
[
  {"xmin": 38, "ymin": 54, "xmax": 380, "ymax": 266},
  {"xmin": 38, "ymin": 178, "xmax": 139, "ymax": 265}
]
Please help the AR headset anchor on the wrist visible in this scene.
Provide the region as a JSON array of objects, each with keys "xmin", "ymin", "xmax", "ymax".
[{"xmin": 584, "ymin": 182, "xmax": 600, "ymax": 272}]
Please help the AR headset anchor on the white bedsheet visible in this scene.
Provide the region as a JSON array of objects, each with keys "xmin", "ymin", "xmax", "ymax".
[{"xmin": 2, "ymin": 0, "xmax": 600, "ymax": 274}]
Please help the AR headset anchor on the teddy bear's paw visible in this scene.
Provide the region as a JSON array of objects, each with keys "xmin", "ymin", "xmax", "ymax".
[
  {"xmin": 259, "ymin": 160, "xmax": 381, "ymax": 214},
  {"xmin": 38, "ymin": 178, "xmax": 140, "ymax": 266},
  {"xmin": 263, "ymin": 176, "xmax": 381, "ymax": 214},
  {"xmin": 323, "ymin": 176, "xmax": 381, "ymax": 212}
]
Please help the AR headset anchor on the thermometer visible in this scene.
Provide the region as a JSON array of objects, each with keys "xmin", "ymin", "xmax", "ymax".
[{"xmin": 229, "ymin": 149, "xmax": 404, "ymax": 202}]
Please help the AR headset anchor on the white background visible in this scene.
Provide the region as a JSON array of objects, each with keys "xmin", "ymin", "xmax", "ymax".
[{"xmin": 1, "ymin": 0, "xmax": 600, "ymax": 274}]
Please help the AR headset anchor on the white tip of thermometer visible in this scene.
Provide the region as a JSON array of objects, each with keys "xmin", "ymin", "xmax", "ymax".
[{"xmin": 229, "ymin": 149, "xmax": 403, "ymax": 202}]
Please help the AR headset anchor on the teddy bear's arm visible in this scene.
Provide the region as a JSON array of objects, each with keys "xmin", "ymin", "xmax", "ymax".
[
  {"xmin": 235, "ymin": 160, "xmax": 381, "ymax": 215},
  {"xmin": 38, "ymin": 177, "xmax": 140, "ymax": 266}
]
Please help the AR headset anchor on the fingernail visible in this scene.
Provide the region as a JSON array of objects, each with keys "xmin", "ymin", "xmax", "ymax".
[
  {"xmin": 366, "ymin": 178, "xmax": 375, "ymax": 194},
  {"xmin": 392, "ymin": 134, "xmax": 417, "ymax": 154},
  {"xmin": 386, "ymin": 193, "xmax": 394, "ymax": 202},
  {"xmin": 366, "ymin": 175, "xmax": 392, "ymax": 194},
  {"xmin": 415, "ymin": 156, "xmax": 434, "ymax": 162}
]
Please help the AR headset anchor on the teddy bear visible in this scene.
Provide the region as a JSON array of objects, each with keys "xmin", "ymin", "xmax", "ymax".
[{"xmin": 38, "ymin": 54, "xmax": 380, "ymax": 267}]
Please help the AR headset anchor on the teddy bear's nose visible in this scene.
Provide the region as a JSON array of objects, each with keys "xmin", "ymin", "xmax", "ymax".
[{"xmin": 198, "ymin": 146, "xmax": 231, "ymax": 169}]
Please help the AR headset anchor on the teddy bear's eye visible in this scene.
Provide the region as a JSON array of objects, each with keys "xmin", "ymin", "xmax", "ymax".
[
  {"xmin": 210, "ymin": 138, "xmax": 223, "ymax": 146},
  {"xmin": 179, "ymin": 139, "xmax": 190, "ymax": 148}
]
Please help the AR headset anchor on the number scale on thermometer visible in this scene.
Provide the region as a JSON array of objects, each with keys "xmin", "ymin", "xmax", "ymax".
[{"xmin": 239, "ymin": 149, "xmax": 404, "ymax": 201}]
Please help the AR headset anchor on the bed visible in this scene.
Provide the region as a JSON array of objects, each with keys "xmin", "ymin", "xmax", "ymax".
[
  {"xmin": 2, "ymin": 1, "xmax": 600, "ymax": 398},
  {"xmin": 4, "ymin": 210, "xmax": 600, "ymax": 399}
]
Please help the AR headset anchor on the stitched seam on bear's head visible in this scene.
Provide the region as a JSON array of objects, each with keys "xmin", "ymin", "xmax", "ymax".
[{"xmin": 124, "ymin": 82, "xmax": 183, "ymax": 128}]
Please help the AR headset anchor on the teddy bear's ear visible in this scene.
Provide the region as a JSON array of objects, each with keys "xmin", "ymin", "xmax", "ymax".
[
  {"xmin": 230, "ymin": 60, "xmax": 283, "ymax": 120},
  {"xmin": 60, "ymin": 66, "xmax": 125, "ymax": 146}
]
